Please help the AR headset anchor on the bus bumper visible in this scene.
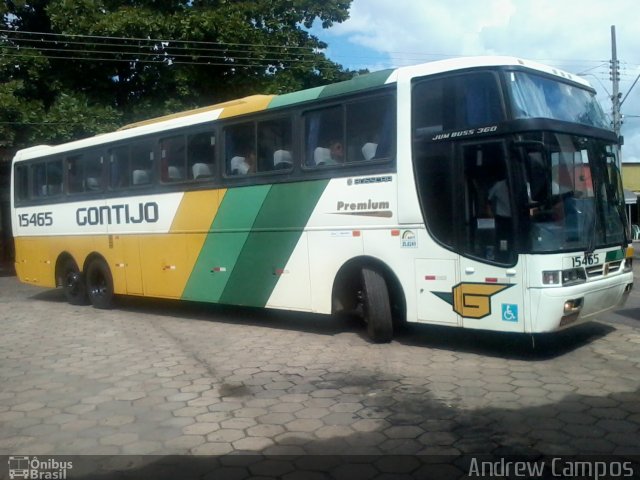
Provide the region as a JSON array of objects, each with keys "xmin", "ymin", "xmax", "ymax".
[{"xmin": 529, "ymin": 272, "xmax": 633, "ymax": 333}]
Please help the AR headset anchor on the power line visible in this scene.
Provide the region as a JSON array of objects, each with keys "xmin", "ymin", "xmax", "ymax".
[
  {"xmin": 1, "ymin": 31, "xmax": 323, "ymax": 60},
  {"xmin": 6, "ymin": 28, "xmax": 631, "ymax": 69},
  {"xmin": 1, "ymin": 50, "xmax": 336, "ymax": 69},
  {"xmin": 0, "ymin": 28, "xmax": 323, "ymax": 53},
  {"xmin": 1, "ymin": 44, "xmax": 328, "ymax": 66}
]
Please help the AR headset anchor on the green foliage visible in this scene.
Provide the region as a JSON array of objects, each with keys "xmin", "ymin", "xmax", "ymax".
[{"xmin": 1, "ymin": 0, "xmax": 354, "ymax": 153}]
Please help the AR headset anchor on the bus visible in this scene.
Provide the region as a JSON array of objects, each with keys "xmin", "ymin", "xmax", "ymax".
[{"xmin": 10, "ymin": 56, "xmax": 634, "ymax": 342}]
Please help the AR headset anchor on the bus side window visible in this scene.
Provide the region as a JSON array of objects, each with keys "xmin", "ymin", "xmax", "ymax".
[
  {"xmin": 109, "ymin": 146, "xmax": 129, "ymax": 189},
  {"xmin": 188, "ymin": 131, "xmax": 216, "ymax": 180},
  {"xmin": 31, "ymin": 161, "xmax": 62, "ymax": 198},
  {"xmin": 47, "ymin": 161, "xmax": 63, "ymax": 196},
  {"xmin": 67, "ymin": 153, "xmax": 103, "ymax": 194},
  {"xmin": 225, "ymin": 123, "xmax": 256, "ymax": 175},
  {"xmin": 84, "ymin": 152, "xmax": 104, "ymax": 192},
  {"xmin": 161, "ymin": 135, "xmax": 186, "ymax": 182},
  {"xmin": 258, "ymin": 117, "xmax": 292, "ymax": 171},
  {"xmin": 346, "ymin": 95, "xmax": 395, "ymax": 162},
  {"xmin": 304, "ymin": 106, "xmax": 343, "ymax": 167},
  {"xmin": 130, "ymin": 140, "xmax": 155, "ymax": 186},
  {"xmin": 67, "ymin": 155, "xmax": 84, "ymax": 193},
  {"xmin": 14, "ymin": 165, "xmax": 29, "ymax": 202}
]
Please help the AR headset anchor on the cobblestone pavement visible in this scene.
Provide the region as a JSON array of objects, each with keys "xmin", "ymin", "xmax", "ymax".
[{"xmin": 0, "ymin": 263, "xmax": 639, "ymax": 478}]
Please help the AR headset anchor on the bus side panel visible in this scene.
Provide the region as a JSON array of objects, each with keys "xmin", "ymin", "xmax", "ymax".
[
  {"xmin": 14, "ymin": 237, "xmax": 54, "ymax": 287},
  {"xmin": 139, "ymin": 235, "xmax": 189, "ymax": 298},
  {"xmin": 266, "ymin": 232, "xmax": 312, "ymax": 310},
  {"xmin": 308, "ymin": 231, "xmax": 364, "ymax": 314},
  {"xmin": 181, "ymin": 186, "xmax": 270, "ymax": 303},
  {"xmin": 218, "ymin": 181, "xmax": 328, "ymax": 308},
  {"xmin": 304, "ymin": 176, "xmax": 398, "ymax": 314}
]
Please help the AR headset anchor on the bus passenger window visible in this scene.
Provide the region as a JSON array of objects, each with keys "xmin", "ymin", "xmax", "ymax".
[
  {"xmin": 304, "ymin": 106, "xmax": 343, "ymax": 167},
  {"xmin": 258, "ymin": 118, "xmax": 292, "ymax": 171},
  {"xmin": 161, "ymin": 135, "xmax": 186, "ymax": 182},
  {"xmin": 109, "ymin": 146, "xmax": 129, "ymax": 189},
  {"xmin": 14, "ymin": 165, "xmax": 29, "ymax": 202},
  {"xmin": 67, "ymin": 155, "xmax": 84, "ymax": 193},
  {"xmin": 67, "ymin": 152, "xmax": 103, "ymax": 194},
  {"xmin": 346, "ymin": 95, "xmax": 395, "ymax": 162},
  {"xmin": 225, "ymin": 123, "xmax": 256, "ymax": 175},
  {"xmin": 188, "ymin": 132, "xmax": 215, "ymax": 180},
  {"xmin": 130, "ymin": 141, "xmax": 154, "ymax": 186},
  {"xmin": 32, "ymin": 161, "xmax": 62, "ymax": 198}
]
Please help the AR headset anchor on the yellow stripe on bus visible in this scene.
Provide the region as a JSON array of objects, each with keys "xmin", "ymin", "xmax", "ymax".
[
  {"xmin": 170, "ymin": 189, "xmax": 225, "ymax": 233},
  {"xmin": 218, "ymin": 95, "xmax": 274, "ymax": 118}
]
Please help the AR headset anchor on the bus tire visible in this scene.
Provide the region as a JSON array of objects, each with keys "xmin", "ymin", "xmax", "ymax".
[
  {"xmin": 362, "ymin": 266, "xmax": 393, "ymax": 343},
  {"xmin": 61, "ymin": 258, "xmax": 89, "ymax": 306},
  {"xmin": 86, "ymin": 258, "xmax": 114, "ymax": 309}
]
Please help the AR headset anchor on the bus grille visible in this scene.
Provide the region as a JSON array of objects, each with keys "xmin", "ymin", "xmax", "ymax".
[{"xmin": 586, "ymin": 260, "xmax": 623, "ymax": 279}]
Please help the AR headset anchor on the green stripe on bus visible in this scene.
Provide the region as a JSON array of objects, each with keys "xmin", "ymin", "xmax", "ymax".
[
  {"xmin": 319, "ymin": 69, "xmax": 394, "ymax": 98},
  {"xmin": 605, "ymin": 249, "xmax": 624, "ymax": 262},
  {"xmin": 219, "ymin": 180, "xmax": 329, "ymax": 307},
  {"xmin": 268, "ymin": 86, "xmax": 325, "ymax": 109},
  {"xmin": 182, "ymin": 185, "xmax": 271, "ymax": 302}
]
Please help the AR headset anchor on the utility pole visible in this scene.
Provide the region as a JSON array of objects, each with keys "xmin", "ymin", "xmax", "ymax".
[{"xmin": 610, "ymin": 25, "xmax": 623, "ymax": 163}]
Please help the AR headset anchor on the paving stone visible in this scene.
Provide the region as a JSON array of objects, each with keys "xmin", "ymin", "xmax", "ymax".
[
  {"xmin": 182, "ymin": 422, "xmax": 220, "ymax": 435},
  {"xmin": 11, "ymin": 401, "xmax": 46, "ymax": 412},
  {"xmin": 232, "ymin": 436, "xmax": 275, "ymax": 451},
  {"xmin": 191, "ymin": 442, "xmax": 234, "ymax": 455},
  {"xmin": 284, "ymin": 418, "xmax": 325, "ymax": 432},
  {"xmin": 98, "ymin": 415, "xmax": 135, "ymax": 427},
  {"xmin": 100, "ymin": 432, "xmax": 139, "ymax": 446},
  {"xmin": 206, "ymin": 429, "xmax": 245, "ymax": 443},
  {"xmin": 247, "ymin": 424, "xmax": 285, "ymax": 437},
  {"xmin": 220, "ymin": 418, "xmax": 257, "ymax": 430},
  {"xmin": 257, "ymin": 412, "xmax": 296, "ymax": 424},
  {"xmin": 164, "ymin": 434, "xmax": 206, "ymax": 450}
]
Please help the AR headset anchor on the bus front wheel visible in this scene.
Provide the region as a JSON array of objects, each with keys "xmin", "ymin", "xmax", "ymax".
[
  {"xmin": 361, "ymin": 267, "xmax": 393, "ymax": 343},
  {"xmin": 86, "ymin": 258, "xmax": 114, "ymax": 309},
  {"xmin": 61, "ymin": 258, "xmax": 89, "ymax": 306}
]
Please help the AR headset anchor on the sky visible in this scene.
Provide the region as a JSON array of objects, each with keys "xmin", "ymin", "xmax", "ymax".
[{"xmin": 311, "ymin": 0, "xmax": 640, "ymax": 163}]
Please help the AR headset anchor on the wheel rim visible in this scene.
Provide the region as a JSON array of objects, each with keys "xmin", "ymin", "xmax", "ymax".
[
  {"xmin": 89, "ymin": 270, "xmax": 108, "ymax": 298},
  {"xmin": 65, "ymin": 271, "xmax": 82, "ymax": 296}
]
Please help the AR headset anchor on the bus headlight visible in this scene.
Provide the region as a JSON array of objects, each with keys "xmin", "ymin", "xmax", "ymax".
[
  {"xmin": 623, "ymin": 257, "xmax": 633, "ymax": 273},
  {"xmin": 542, "ymin": 268, "xmax": 586, "ymax": 286},
  {"xmin": 562, "ymin": 267, "xmax": 587, "ymax": 285}
]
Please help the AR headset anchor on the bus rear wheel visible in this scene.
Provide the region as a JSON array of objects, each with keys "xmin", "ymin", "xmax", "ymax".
[
  {"xmin": 361, "ymin": 266, "xmax": 393, "ymax": 343},
  {"xmin": 61, "ymin": 258, "xmax": 89, "ymax": 306},
  {"xmin": 86, "ymin": 258, "xmax": 114, "ymax": 309}
]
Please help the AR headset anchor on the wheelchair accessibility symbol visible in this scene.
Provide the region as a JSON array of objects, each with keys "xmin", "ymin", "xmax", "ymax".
[{"xmin": 501, "ymin": 304, "xmax": 518, "ymax": 322}]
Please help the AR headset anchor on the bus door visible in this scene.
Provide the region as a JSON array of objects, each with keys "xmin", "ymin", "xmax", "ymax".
[{"xmin": 455, "ymin": 141, "xmax": 525, "ymax": 332}]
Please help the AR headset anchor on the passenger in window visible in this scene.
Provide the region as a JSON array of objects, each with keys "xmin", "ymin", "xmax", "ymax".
[
  {"xmin": 328, "ymin": 140, "xmax": 344, "ymax": 164},
  {"xmin": 230, "ymin": 149, "xmax": 256, "ymax": 175}
]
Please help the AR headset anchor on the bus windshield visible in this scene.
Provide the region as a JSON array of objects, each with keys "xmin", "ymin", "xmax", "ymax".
[
  {"xmin": 508, "ymin": 71, "xmax": 610, "ymax": 129},
  {"xmin": 518, "ymin": 133, "xmax": 628, "ymax": 253}
]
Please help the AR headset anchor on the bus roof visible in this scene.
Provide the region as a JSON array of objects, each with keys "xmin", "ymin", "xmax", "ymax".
[{"xmin": 13, "ymin": 56, "xmax": 590, "ymax": 162}]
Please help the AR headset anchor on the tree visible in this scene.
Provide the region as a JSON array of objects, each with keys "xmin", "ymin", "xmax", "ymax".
[{"xmin": 1, "ymin": 0, "xmax": 353, "ymax": 151}]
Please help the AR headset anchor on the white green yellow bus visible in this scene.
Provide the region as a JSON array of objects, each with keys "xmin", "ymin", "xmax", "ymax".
[{"xmin": 11, "ymin": 56, "xmax": 634, "ymax": 342}]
